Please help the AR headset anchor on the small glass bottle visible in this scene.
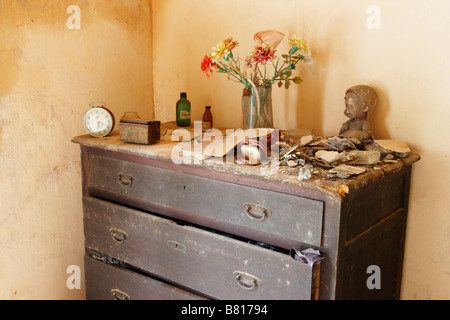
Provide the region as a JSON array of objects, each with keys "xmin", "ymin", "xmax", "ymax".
[
  {"xmin": 202, "ymin": 106, "xmax": 213, "ymax": 132},
  {"xmin": 176, "ymin": 92, "xmax": 191, "ymax": 126}
]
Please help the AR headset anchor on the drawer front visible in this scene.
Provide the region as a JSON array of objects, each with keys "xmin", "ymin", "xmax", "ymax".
[
  {"xmin": 85, "ymin": 256, "xmax": 206, "ymax": 300},
  {"xmin": 83, "ymin": 197, "xmax": 319, "ymax": 300},
  {"xmin": 88, "ymin": 154, "xmax": 324, "ymax": 247}
]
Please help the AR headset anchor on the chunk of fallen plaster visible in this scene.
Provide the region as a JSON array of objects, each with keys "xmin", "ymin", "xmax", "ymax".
[
  {"xmin": 298, "ymin": 164, "xmax": 314, "ymax": 181},
  {"xmin": 348, "ymin": 150, "xmax": 380, "ymax": 165},
  {"xmin": 287, "ymin": 160, "xmax": 298, "ymax": 167},
  {"xmin": 326, "ymin": 136, "xmax": 357, "ymax": 151},
  {"xmin": 315, "ymin": 150, "xmax": 341, "ymax": 163},
  {"xmin": 300, "ymin": 135, "xmax": 314, "ymax": 146},
  {"xmin": 366, "ymin": 140, "xmax": 410, "ymax": 158},
  {"xmin": 328, "ymin": 164, "xmax": 366, "ymax": 179},
  {"xmin": 310, "ymin": 136, "xmax": 357, "ymax": 151}
]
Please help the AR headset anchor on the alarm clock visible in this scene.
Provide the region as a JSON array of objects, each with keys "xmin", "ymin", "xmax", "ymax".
[{"xmin": 83, "ymin": 102, "xmax": 115, "ymax": 137}]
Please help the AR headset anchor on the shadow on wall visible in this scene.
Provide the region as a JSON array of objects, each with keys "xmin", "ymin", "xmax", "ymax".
[
  {"xmin": 277, "ymin": 36, "xmax": 325, "ymax": 132},
  {"xmin": 288, "ymin": 12, "xmax": 337, "ymax": 135},
  {"xmin": 369, "ymin": 86, "xmax": 391, "ymax": 140}
]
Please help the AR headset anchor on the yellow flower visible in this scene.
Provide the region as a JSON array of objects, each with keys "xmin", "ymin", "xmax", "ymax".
[
  {"xmin": 211, "ymin": 42, "xmax": 228, "ymax": 63},
  {"xmin": 288, "ymin": 35, "xmax": 309, "ymax": 55},
  {"xmin": 211, "ymin": 38, "xmax": 238, "ymax": 63}
]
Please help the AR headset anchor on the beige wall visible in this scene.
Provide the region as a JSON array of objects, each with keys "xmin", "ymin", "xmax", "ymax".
[
  {"xmin": 152, "ymin": 0, "xmax": 450, "ymax": 299},
  {"xmin": 0, "ymin": 0, "xmax": 153, "ymax": 299}
]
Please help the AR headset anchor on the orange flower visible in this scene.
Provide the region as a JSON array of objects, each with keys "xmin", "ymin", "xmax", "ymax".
[
  {"xmin": 223, "ymin": 38, "xmax": 239, "ymax": 51},
  {"xmin": 201, "ymin": 55, "xmax": 218, "ymax": 78},
  {"xmin": 251, "ymin": 44, "xmax": 276, "ymax": 65}
]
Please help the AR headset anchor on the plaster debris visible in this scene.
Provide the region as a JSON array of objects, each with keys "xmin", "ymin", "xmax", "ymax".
[
  {"xmin": 287, "ymin": 160, "xmax": 298, "ymax": 168},
  {"xmin": 310, "ymin": 136, "xmax": 358, "ymax": 151},
  {"xmin": 315, "ymin": 150, "xmax": 341, "ymax": 163},
  {"xmin": 382, "ymin": 153, "xmax": 398, "ymax": 163},
  {"xmin": 288, "ymin": 135, "xmax": 411, "ymax": 179},
  {"xmin": 231, "ymin": 131, "xmax": 412, "ymax": 194},
  {"xmin": 326, "ymin": 136, "xmax": 358, "ymax": 151},
  {"xmin": 366, "ymin": 139, "xmax": 411, "ymax": 158},
  {"xmin": 328, "ymin": 164, "xmax": 366, "ymax": 179},
  {"xmin": 314, "ymin": 149, "xmax": 356, "ymax": 166},
  {"xmin": 279, "ymin": 144, "xmax": 299, "ymax": 160},
  {"xmin": 300, "ymin": 135, "xmax": 314, "ymax": 146},
  {"xmin": 298, "ymin": 164, "xmax": 314, "ymax": 181},
  {"xmin": 348, "ymin": 150, "xmax": 381, "ymax": 165}
]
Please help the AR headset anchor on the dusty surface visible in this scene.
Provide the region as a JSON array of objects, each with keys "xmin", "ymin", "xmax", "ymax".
[{"xmin": 73, "ymin": 131, "xmax": 420, "ymax": 199}]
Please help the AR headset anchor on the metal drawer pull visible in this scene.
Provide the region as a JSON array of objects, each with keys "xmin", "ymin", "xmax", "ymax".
[
  {"xmin": 117, "ymin": 173, "xmax": 133, "ymax": 187},
  {"xmin": 110, "ymin": 228, "xmax": 128, "ymax": 244},
  {"xmin": 233, "ymin": 271, "xmax": 261, "ymax": 291},
  {"xmin": 111, "ymin": 289, "xmax": 130, "ymax": 300},
  {"xmin": 244, "ymin": 204, "xmax": 272, "ymax": 221}
]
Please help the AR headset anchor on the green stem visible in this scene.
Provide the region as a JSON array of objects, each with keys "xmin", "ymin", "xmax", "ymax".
[
  {"xmin": 218, "ymin": 62, "xmax": 246, "ymax": 84},
  {"xmin": 273, "ymin": 58, "xmax": 280, "ymax": 79}
]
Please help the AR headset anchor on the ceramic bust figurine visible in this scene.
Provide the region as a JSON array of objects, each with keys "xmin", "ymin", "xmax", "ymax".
[{"xmin": 339, "ymin": 85, "xmax": 377, "ymax": 146}]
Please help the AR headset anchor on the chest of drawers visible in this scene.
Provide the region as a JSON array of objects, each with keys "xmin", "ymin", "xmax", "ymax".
[{"xmin": 73, "ymin": 132, "xmax": 419, "ymax": 300}]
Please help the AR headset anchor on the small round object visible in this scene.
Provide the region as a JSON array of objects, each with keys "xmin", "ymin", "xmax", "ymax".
[{"xmin": 83, "ymin": 105, "xmax": 115, "ymax": 137}]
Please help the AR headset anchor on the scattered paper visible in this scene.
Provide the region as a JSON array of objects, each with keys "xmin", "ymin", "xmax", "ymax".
[{"xmin": 177, "ymin": 128, "xmax": 274, "ymax": 161}]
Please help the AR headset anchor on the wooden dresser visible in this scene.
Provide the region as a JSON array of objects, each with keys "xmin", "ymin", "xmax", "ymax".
[{"xmin": 72, "ymin": 132, "xmax": 419, "ymax": 300}]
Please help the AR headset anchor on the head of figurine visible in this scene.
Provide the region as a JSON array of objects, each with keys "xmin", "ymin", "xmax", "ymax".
[{"xmin": 344, "ymin": 85, "xmax": 378, "ymax": 120}]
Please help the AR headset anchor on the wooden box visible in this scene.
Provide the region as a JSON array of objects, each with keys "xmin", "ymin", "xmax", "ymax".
[{"xmin": 119, "ymin": 119, "xmax": 160, "ymax": 145}]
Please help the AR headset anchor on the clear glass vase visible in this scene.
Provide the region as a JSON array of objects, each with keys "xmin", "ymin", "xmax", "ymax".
[{"xmin": 242, "ymin": 86, "xmax": 274, "ymax": 129}]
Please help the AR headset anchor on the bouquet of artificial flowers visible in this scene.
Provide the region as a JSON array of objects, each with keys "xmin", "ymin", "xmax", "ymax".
[{"xmin": 201, "ymin": 30, "xmax": 312, "ymax": 90}]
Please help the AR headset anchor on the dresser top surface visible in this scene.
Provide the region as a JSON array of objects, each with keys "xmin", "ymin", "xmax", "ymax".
[{"xmin": 72, "ymin": 131, "xmax": 420, "ymax": 199}]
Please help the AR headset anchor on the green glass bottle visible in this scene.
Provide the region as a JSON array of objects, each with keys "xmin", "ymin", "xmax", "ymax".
[{"xmin": 176, "ymin": 92, "xmax": 191, "ymax": 126}]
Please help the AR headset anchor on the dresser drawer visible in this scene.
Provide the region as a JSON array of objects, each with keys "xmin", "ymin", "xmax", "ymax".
[
  {"xmin": 87, "ymin": 153, "xmax": 324, "ymax": 247},
  {"xmin": 84, "ymin": 256, "xmax": 206, "ymax": 300},
  {"xmin": 83, "ymin": 197, "xmax": 320, "ymax": 300}
]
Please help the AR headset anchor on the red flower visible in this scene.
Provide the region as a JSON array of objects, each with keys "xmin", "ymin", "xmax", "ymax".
[
  {"xmin": 251, "ymin": 44, "xmax": 276, "ymax": 65},
  {"xmin": 201, "ymin": 55, "xmax": 218, "ymax": 78}
]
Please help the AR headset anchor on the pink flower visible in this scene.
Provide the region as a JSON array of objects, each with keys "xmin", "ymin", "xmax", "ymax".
[
  {"xmin": 251, "ymin": 44, "xmax": 276, "ymax": 65},
  {"xmin": 201, "ymin": 55, "xmax": 218, "ymax": 78}
]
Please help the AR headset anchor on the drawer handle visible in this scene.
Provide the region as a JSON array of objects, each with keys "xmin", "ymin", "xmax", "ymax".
[
  {"xmin": 244, "ymin": 204, "xmax": 272, "ymax": 221},
  {"xmin": 110, "ymin": 228, "xmax": 128, "ymax": 244},
  {"xmin": 233, "ymin": 271, "xmax": 261, "ymax": 291},
  {"xmin": 117, "ymin": 173, "xmax": 133, "ymax": 187},
  {"xmin": 111, "ymin": 289, "xmax": 130, "ymax": 300}
]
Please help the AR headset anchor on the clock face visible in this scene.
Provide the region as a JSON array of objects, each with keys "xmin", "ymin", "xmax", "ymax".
[{"xmin": 83, "ymin": 107, "xmax": 115, "ymax": 137}]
